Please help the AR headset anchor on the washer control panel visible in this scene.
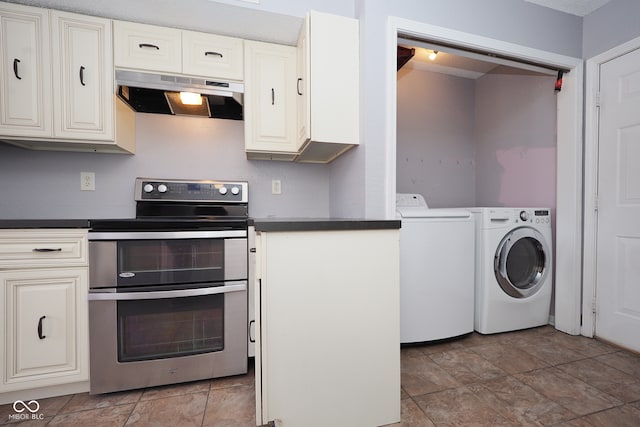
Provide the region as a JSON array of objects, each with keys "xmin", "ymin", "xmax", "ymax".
[{"xmin": 517, "ymin": 208, "xmax": 550, "ymax": 224}]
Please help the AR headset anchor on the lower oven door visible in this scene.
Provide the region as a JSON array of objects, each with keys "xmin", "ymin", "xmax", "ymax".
[{"xmin": 88, "ymin": 281, "xmax": 247, "ymax": 394}]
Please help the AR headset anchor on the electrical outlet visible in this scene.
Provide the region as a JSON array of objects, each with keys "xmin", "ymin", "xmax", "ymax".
[
  {"xmin": 80, "ymin": 172, "xmax": 95, "ymax": 191},
  {"xmin": 271, "ymin": 179, "xmax": 282, "ymax": 195}
]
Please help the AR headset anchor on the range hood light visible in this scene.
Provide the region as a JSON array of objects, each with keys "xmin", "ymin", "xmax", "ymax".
[
  {"xmin": 179, "ymin": 92, "xmax": 203, "ymax": 105},
  {"xmin": 429, "ymin": 50, "xmax": 438, "ymax": 61}
]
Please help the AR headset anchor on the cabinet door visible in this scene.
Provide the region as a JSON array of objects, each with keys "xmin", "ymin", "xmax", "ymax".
[
  {"xmin": 307, "ymin": 11, "xmax": 359, "ymax": 145},
  {"xmin": 0, "ymin": 2, "xmax": 51, "ymax": 137},
  {"xmin": 255, "ymin": 230, "xmax": 401, "ymax": 426},
  {"xmin": 183, "ymin": 30, "xmax": 243, "ymax": 80},
  {"xmin": 51, "ymin": 11, "xmax": 113, "ymax": 140},
  {"xmin": 113, "ymin": 20, "xmax": 181, "ymax": 73},
  {"xmin": 244, "ymin": 41, "xmax": 298, "ymax": 155},
  {"xmin": 0, "ymin": 268, "xmax": 88, "ymax": 391}
]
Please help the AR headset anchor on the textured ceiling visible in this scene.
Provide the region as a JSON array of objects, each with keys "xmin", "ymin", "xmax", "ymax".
[{"xmin": 523, "ymin": 0, "xmax": 611, "ymax": 16}]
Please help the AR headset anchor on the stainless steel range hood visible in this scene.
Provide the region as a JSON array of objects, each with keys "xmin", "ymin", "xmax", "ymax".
[{"xmin": 115, "ymin": 70, "xmax": 244, "ymax": 120}]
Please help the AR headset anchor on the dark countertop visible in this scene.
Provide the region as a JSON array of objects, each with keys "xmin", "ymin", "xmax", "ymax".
[
  {"xmin": 0, "ymin": 219, "xmax": 91, "ymax": 229},
  {"xmin": 250, "ymin": 218, "xmax": 401, "ymax": 232},
  {"xmin": 0, "ymin": 218, "xmax": 402, "ymax": 232}
]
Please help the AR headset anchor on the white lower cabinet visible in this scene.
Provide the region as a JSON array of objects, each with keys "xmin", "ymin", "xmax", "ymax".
[
  {"xmin": 254, "ymin": 228, "xmax": 401, "ymax": 427},
  {"xmin": 1, "ymin": 268, "xmax": 88, "ymax": 389},
  {"xmin": 0, "ymin": 230, "xmax": 89, "ymax": 403}
]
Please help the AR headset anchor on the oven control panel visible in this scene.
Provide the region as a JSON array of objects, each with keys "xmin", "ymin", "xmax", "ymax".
[{"xmin": 135, "ymin": 178, "xmax": 248, "ymax": 203}]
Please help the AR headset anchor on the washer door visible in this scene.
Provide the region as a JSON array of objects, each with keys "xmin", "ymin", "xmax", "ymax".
[{"xmin": 494, "ymin": 227, "xmax": 550, "ymax": 298}]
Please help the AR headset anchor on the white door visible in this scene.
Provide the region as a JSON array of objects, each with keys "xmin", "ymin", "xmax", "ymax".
[{"xmin": 595, "ymin": 47, "xmax": 640, "ymax": 352}]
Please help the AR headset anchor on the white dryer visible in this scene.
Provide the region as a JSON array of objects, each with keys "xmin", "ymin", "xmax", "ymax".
[
  {"xmin": 396, "ymin": 194, "xmax": 475, "ymax": 343},
  {"xmin": 470, "ymin": 207, "xmax": 553, "ymax": 334}
]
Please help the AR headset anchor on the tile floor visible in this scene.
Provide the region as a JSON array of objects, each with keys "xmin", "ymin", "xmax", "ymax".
[{"xmin": 2, "ymin": 326, "xmax": 640, "ymax": 426}]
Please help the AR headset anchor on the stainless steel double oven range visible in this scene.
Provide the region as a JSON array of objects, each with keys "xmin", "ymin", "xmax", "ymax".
[{"xmin": 88, "ymin": 178, "xmax": 249, "ymax": 394}]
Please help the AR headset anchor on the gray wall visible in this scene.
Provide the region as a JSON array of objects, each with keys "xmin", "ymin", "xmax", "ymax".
[
  {"xmin": 396, "ymin": 67, "xmax": 476, "ymax": 208},
  {"xmin": 1, "ymin": 0, "xmax": 586, "ymax": 220},
  {"xmin": 475, "ymin": 73, "xmax": 557, "ymax": 210},
  {"xmin": 395, "ymin": 67, "xmax": 556, "ymax": 211},
  {"xmin": 583, "ymin": 0, "xmax": 640, "ymax": 58},
  {"xmin": 0, "ymin": 115, "xmax": 329, "ymax": 219}
]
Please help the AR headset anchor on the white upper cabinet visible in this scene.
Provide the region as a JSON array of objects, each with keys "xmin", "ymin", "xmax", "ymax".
[
  {"xmin": 113, "ymin": 20, "xmax": 181, "ymax": 73},
  {"xmin": 51, "ymin": 11, "xmax": 114, "ymax": 140},
  {"xmin": 0, "ymin": 2, "xmax": 51, "ymax": 138},
  {"xmin": 244, "ymin": 40, "xmax": 298, "ymax": 159},
  {"xmin": 0, "ymin": 2, "xmax": 134, "ymax": 154},
  {"xmin": 295, "ymin": 11, "xmax": 359, "ymax": 163},
  {"xmin": 182, "ymin": 30, "xmax": 243, "ymax": 81},
  {"xmin": 114, "ymin": 21, "xmax": 244, "ymax": 81}
]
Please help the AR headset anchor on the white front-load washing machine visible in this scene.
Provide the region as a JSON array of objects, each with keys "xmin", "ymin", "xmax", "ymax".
[
  {"xmin": 470, "ymin": 207, "xmax": 553, "ymax": 334},
  {"xmin": 397, "ymin": 194, "xmax": 475, "ymax": 343}
]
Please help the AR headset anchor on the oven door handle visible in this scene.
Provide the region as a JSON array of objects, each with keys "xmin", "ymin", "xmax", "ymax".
[
  {"xmin": 88, "ymin": 230, "xmax": 247, "ymax": 240},
  {"xmin": 88, "ymin": 282, "xmax": 246, "ymax": 301}
]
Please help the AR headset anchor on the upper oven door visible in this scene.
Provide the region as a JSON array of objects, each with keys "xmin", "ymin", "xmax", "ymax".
[{"xmin": 89, "ymin": 230, "xmax": 247, "ymax": 288}]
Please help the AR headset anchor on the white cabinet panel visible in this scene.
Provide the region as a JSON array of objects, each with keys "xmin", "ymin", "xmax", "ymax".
[
  {"xmin": 295, "ymin": 11, "xmax": 359, "ymax": 163},
  {"xmin": 244, "ymin": 41, "xmax": 298, "ymax": 157},
  {"xmin": 255, "ymin": 229, "xmax": 401, "ymax": 426},
  {"xmin": 0, "ymin": 2, "xmax": 51, "ymax": 137},
  {"xmin": 2, "ymin": 270, "xmax": 82, "ymax": 382},
  {"xmin": 51, "ymin": 11, "xmax": 113, "ymax": 140}
]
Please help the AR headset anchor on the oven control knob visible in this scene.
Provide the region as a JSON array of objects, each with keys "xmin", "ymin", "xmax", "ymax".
[
  {"xmin": 231, "ymin": 186, "xmax": 240, "ymax": 195},
  {"xmin": 143, "ymin": 183, "xmax": 154, "ymax": 193},
  {"xmin": 218, "ymin": 186, "xmax": 228, "ymax": 195},
  {"xmin": 519, "ymin": 210, "xmax": 530, "ymax": 222},
  {"xmin": 158, "ymin": 184, "xmax": 168, "ymax": 193}
]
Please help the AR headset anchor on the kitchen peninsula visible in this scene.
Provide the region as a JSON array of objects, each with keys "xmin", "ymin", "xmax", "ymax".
[{"xmin": 252, "ymin": 218, "xmax": 401, "ymax": 427}]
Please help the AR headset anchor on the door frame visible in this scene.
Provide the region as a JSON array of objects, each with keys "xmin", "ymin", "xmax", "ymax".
[
  {"xmin": 386, "ymin": 17, "xmax": 584, "ymax": 335},
  {"xmin": 582, "ymin": 36, "xmax": 640, "ymax": 337}
]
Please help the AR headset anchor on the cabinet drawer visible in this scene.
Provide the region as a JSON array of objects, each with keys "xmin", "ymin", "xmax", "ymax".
[
  {"xmin": 113, "ymin": 20, "xmax": 181, "ymax": 73},
  {"xmin": 183, "ymin": 31, "xmax": 243, "ymax": 80},
  {"xmin": 0, "ymin": 230, "xmax": 88, "ymax": 268}
]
